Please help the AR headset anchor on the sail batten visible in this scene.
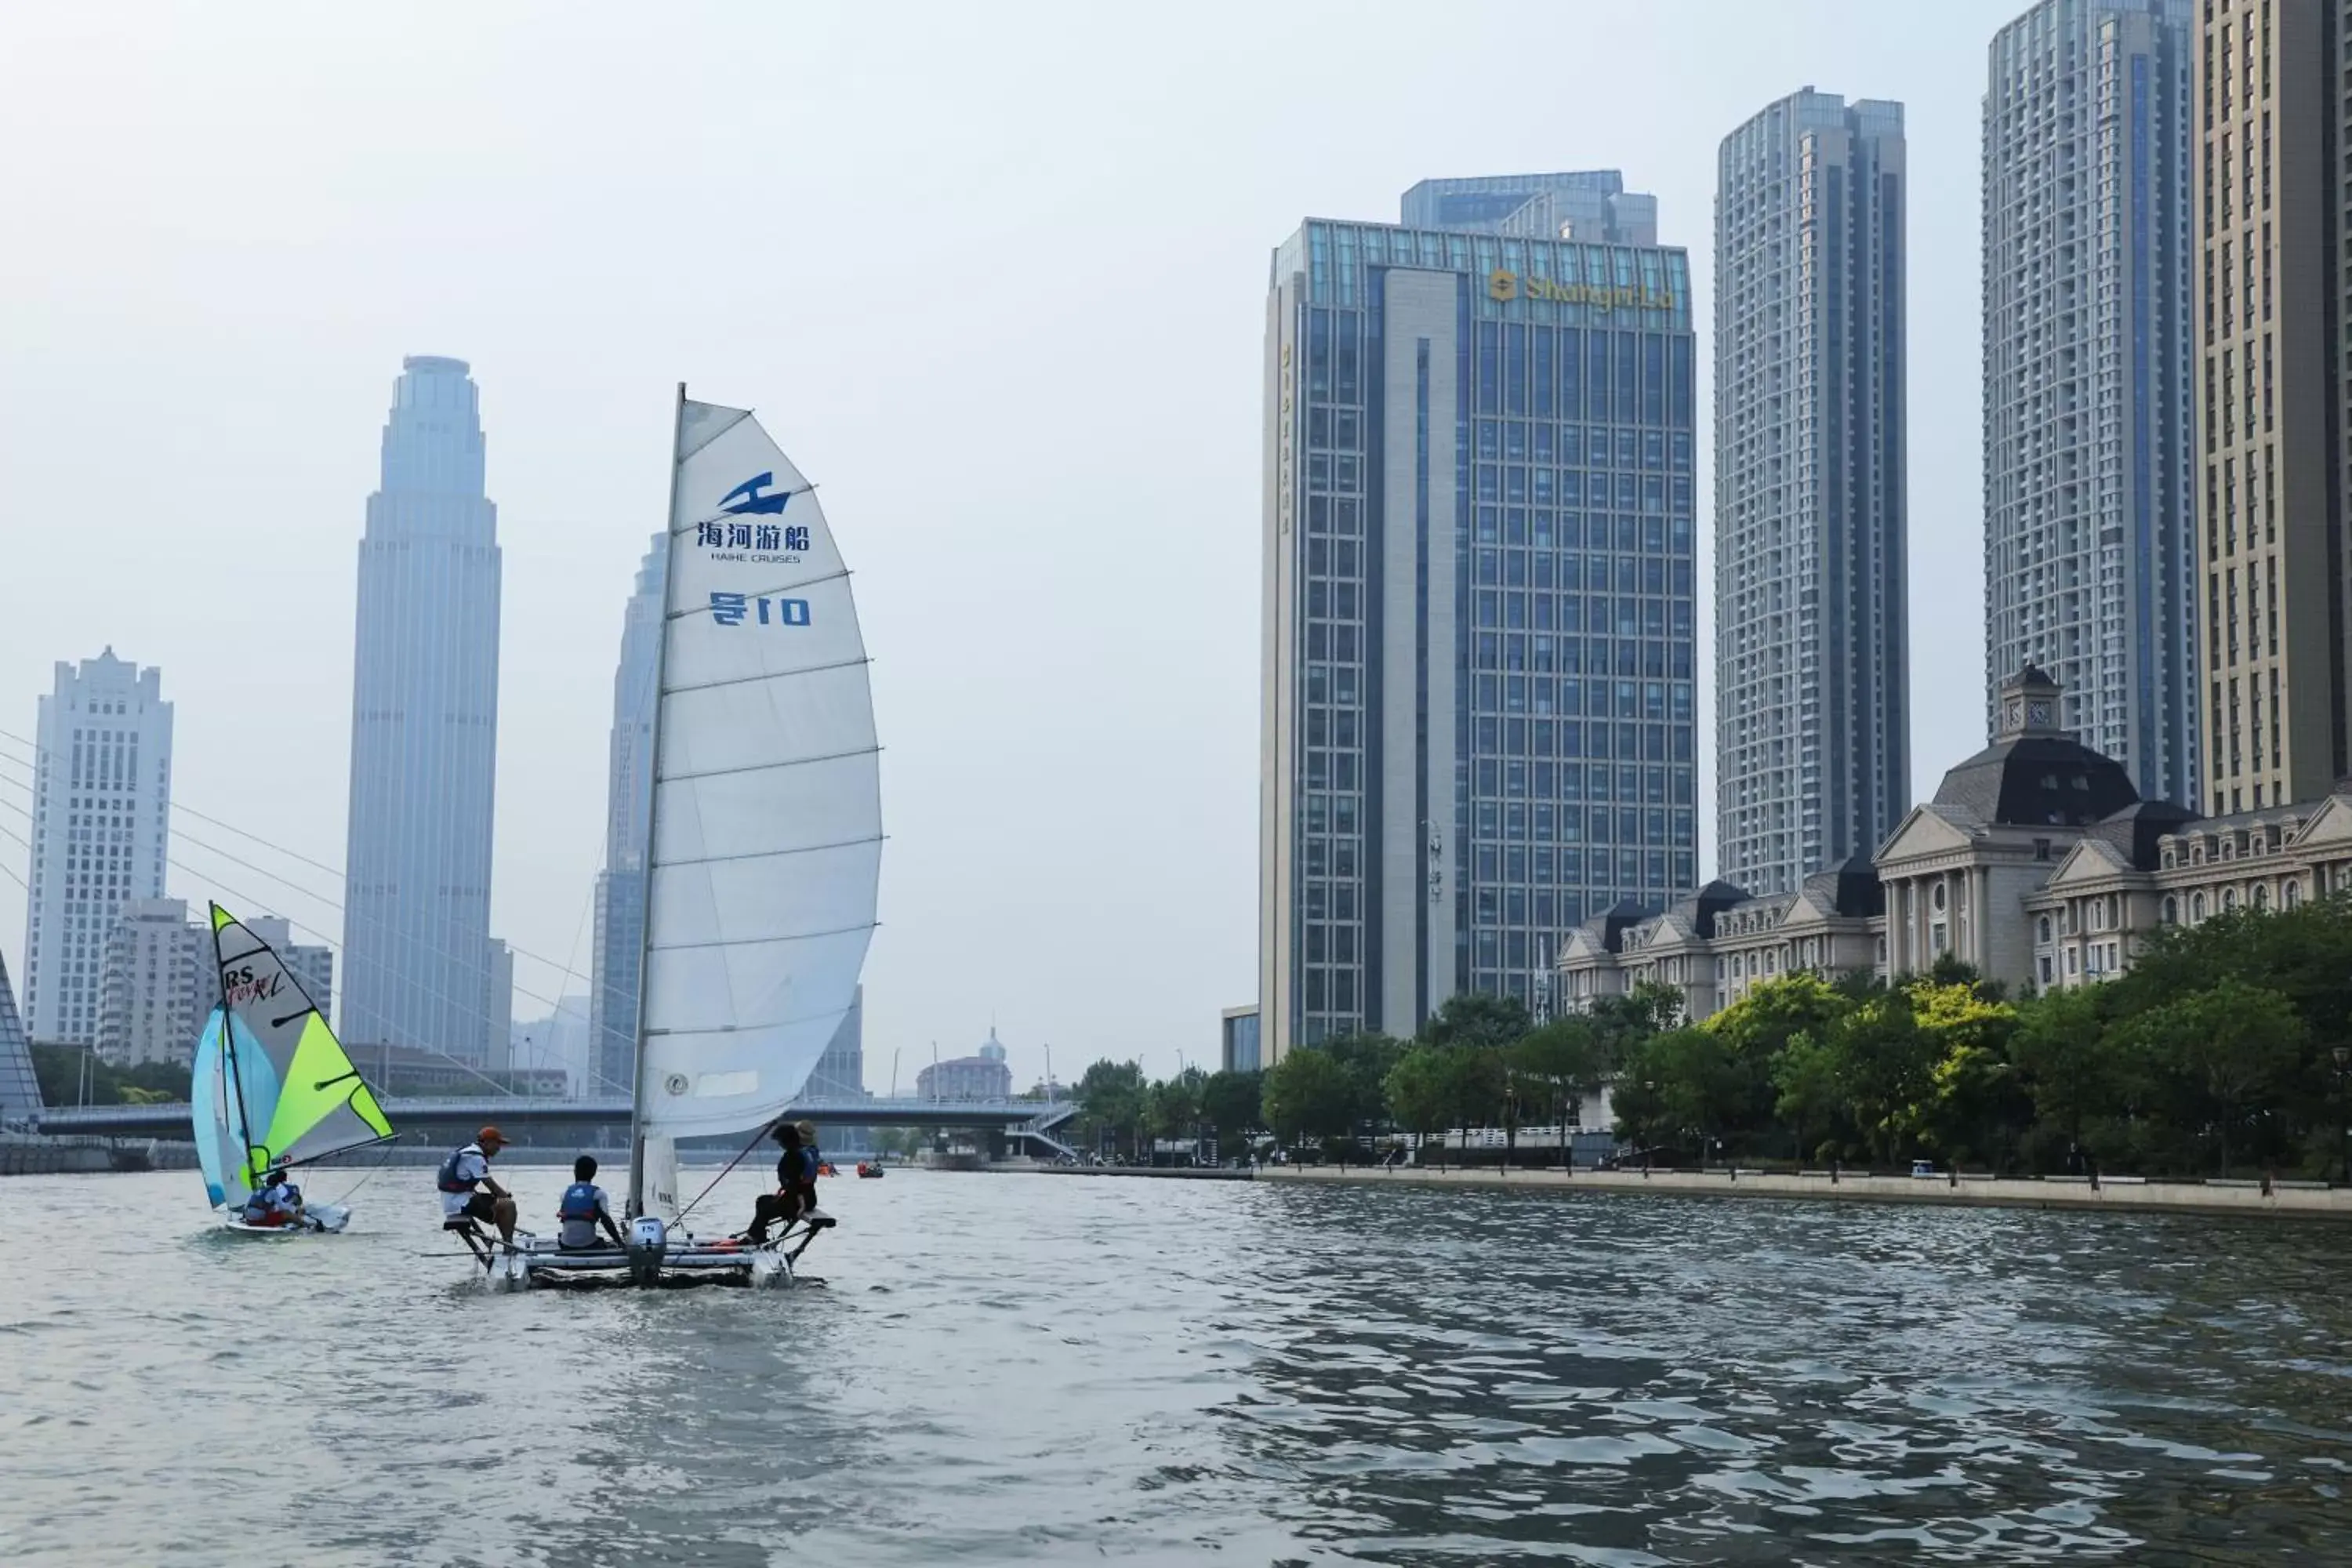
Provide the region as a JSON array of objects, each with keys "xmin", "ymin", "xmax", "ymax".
[
  {"xmin": 208, "ymin": 902, "xmax": 394, "ymax": 1181},
  {"xmin": 633, "ymin": 396, "xmax": 880, "ymax": 1142}
]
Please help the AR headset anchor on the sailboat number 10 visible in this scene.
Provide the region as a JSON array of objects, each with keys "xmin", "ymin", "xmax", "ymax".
[{"xmin": 709, "ymin": 593, "xmax": 811, "ymax": 628}]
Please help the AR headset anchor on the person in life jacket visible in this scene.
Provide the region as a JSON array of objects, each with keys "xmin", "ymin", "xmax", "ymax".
[
  {"xmin": 556, "ymin": 1154, "xmax": 624, "ymax": 1250},
  {"xmin": 437, "ymin": 1126, "xmax": 517, "ymax": 1243},
  {"xmin": 240, "ymin": 1165, "xmax": 302, "ymax": 1228},
  {"xmin": 745, "ymin": 1120, "xmax": 829, "ymax": 1243}
]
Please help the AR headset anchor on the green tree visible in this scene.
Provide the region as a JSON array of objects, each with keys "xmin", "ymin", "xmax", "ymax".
[
  {"xmin": 1771, "ymin": 1029, "xmax": 1847, "ymax": 1164},
  {"xmin": 1384, "ymin": 1047, "xmax": 1453, "ymax": 1166},
  {"xmin": 1905, "ymin": 981, "xmax": 2023, "ymax": 1164},
  {"xmin": 1511, "ymin": 1018, "xmax": 1609, "ymax": 1166},
  {"xmin": 1619, "ymin": 1026, "xmax": 1745, "ymax": 1165},
  {"xmin": 1439, "ymin": 1045, "xmax": 1509, "ymax": 1158},
  {"xmin": 1820, "ymin": 991, "xmax": 1940, "ymax": 1166},
  {"xmin": 1148, "ymin": 1066, "xmax": 1207, "ymax": 1157},
  {"xmin": 1319, "ymin": 1031, "xmax": 1406, "ymax": 1138},
  {"xmin": 1075, "ymin": 1058, "xmax": 1148, "ymax": 1160},
  {"xmin": 2008, "ymin": 982, "xmax": 2119, "ymax": 1163},
  {"xmin": 1200, "ymin": 1069, "xmax": 1263, "ymax": 1154},
  {"xmin": 2124, "ymin": 976, "xmax": 2306, "ymax": 1174},
  {"xmin": 1421, "ymin": 993, "xmax": 1533, "ymax": 1053},
  {"xmin": 1261, "ymin": 1047, "xmax": 1356, "ymax": 1163}
]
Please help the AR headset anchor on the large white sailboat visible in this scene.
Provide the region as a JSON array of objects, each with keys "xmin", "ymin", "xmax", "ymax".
[{"xmin": 476, "ymin": 387, "xmax": 881, "ymax": 1289}]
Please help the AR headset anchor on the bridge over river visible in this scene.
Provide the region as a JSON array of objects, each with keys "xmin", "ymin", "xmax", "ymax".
[{"xmin": 31, "ymin": 1095, "xmax": 1080, "ymax": 1158}]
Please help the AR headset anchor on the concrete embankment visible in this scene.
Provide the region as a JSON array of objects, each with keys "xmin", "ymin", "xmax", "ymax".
[
  {"xmin": 1261, "ymin": 1163, "xmax": 2352, "ymax": 1220},
  {"xmin": 1002, "ymin": 1162, "xmax": 1254, "ymax": 1181},
  {"xmin": 0, "ymin": 1134, "xmax": 199, "ymax": 1176}
]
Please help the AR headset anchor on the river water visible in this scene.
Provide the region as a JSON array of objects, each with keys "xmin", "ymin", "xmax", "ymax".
[{"xmin": 5, "ymin": 1167, "xmax": 2352, "ymax": 1565}]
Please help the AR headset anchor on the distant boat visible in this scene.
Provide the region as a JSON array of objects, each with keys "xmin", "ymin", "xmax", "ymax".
[
  {"xmin": 477, "ymin": 387, "xmax": 880, "ymax": 1290},
  {"xmin": 191, "ymin": 903, "xmax": 396, "ymax": 1235},
  {"xmin": 856, "ymin": 1162, "xmax": 884, "ymax": 1179}
]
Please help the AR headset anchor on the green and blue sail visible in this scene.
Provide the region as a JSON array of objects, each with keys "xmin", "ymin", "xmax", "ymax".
[{"xmin": 191, "ymin": 902, "xmax": 394, "ymax": 1208}]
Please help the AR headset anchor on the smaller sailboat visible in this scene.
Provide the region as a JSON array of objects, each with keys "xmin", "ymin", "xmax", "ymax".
[{"xmin": 191, "ymin": 902, "xmax": 396, "ymax": 1234}]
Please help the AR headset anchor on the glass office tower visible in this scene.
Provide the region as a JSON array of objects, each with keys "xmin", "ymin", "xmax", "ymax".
[
  {"xmin": 341, "ymin": 356, "xmax": 502, "ymax": 1058},
  {"xmin": 1260, "ymin": 218, "xmax": 1699, "ymax": 1061}
]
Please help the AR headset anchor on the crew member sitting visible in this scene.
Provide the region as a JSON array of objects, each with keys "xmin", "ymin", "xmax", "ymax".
[
  {"xmin": 746, "ymin": 1120, "xmax": 827, "ymax": 1243},
  {"xmin": 557, "ymin": 1154, "xmax": 625, "ymax": 1250},
  {"xmin": 437, "ymin": 1126, "xmax": 518, "ymax": 1245},
  {"xmin": 240, "ymin": 1166, "xmax": 303, "ymax": 1228}
]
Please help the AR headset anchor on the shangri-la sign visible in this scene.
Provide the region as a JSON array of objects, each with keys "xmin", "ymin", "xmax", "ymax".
[{"xmin": 1487, "ymin": 269, "xmax": 1675, "ymax": 311}]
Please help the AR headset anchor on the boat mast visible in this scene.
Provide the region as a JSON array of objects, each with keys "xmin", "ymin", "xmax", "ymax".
[
  {"xmin": 626, "ymin": 382, "xmax": 688, "ymax": 1218},
  {"xmin": 207, "ymin": 912, "xmax": 260, "ymax": 1184}
]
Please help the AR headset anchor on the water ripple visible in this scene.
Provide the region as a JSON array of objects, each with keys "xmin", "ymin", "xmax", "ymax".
[{"xmin": 3, "ymin": 1171, "xmax": 2352, "ymax": 1561}]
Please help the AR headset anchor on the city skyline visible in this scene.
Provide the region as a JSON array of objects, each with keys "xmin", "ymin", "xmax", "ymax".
[{"xmin": 0, "ymin": 1, "xmax": 2165, "ymax": 1085}]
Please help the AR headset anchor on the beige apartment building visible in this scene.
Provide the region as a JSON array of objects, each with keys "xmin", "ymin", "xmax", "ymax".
[{"xmin": 2192, "ymin": 0, "xmax": 2351, "ymax": 815}]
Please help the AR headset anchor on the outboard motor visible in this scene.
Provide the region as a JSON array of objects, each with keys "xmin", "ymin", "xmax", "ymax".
[{"xmin": 626, "ymin": 1214, "xmax": 668, "ymax": 1288}]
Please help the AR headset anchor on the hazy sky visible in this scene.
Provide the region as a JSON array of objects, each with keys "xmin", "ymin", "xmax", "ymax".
[{"xmin": 0, "ymin": 1, "xmax": 2023, "ymax": 1091}]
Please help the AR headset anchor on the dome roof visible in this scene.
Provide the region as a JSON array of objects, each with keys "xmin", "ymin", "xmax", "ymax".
[{"xmin": 1931, "ymin": 734, "xmax": 2140, "ymax": 828}]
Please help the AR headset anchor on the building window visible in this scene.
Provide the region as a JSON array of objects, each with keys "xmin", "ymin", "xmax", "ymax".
[
  {"xmin": 2161, "ymin": 895, "xmax": 2179, "ymax": 925},
  {"xmin": 1931, "ymin": 882, "xmax": 1947, "ymax": 913},
  {"xmin": 2252, "ymin": 884, "xmax": 2269, "ymax": 912},
  {"xmin": 2192, "ymin": 891, "xmax": 2208, "ymax": 922},
  {"xmin": 2038, "ymin": 956, "xmax": 2053, "ymax": 985},
  {"xmin": 2223, "ymin": 887, "xmax": 2238, "ymax": 913},
  {"xmin": 2285, "ymin": 880, "xmax": 2301, "ymax": 910},
  {"xmin": 2036, "ymin": 915, "xmax": 2053, "ymax": 945}
]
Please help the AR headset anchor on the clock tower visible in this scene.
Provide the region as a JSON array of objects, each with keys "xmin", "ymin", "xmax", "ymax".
[{"xmin": 1997, "ymin": 664, "xmax": 2063, "ymax": 740}]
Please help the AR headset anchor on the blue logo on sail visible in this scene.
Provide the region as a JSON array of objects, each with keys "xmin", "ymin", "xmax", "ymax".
[{"xmin": 720, "ymin": 473, "xmax": 792, "ymax": 515}]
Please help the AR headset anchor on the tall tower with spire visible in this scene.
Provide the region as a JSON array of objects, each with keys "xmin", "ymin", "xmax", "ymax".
[{"xmin": 340, "ymin": 357, "xmax": 502, "ymax": 1061}]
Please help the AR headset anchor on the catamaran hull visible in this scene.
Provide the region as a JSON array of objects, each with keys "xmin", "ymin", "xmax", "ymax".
[
  {"xmin": 484, "ymin": 1240, "xmax": 801, "ymax": 1291},
  {"xmin": 220, "ymin": 1202, "xmax": 351, "ymax": 1236}
]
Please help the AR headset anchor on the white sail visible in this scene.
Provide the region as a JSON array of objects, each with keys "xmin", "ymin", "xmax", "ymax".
[{"xmin": 635, "ymin": 397, "xmax": 882, "ymax": 1141}]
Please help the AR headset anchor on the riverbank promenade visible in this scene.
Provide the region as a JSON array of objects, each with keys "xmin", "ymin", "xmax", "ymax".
[{"xmin": 1262, "ymin": 1163, "xmax": 2352, "ymax": 1220}]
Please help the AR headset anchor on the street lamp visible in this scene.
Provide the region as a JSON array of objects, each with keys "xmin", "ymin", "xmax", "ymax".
[{"xmin": 2334, "ymin": 1046, "xmax": 2349, "ymax": 1187}]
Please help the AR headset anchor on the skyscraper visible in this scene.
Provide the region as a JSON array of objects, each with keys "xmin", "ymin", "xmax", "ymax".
[
  {"xmin": 340, "ymin": 357, "xmax": 502, "ymax": 1060},
  {"xmin": 20, "ymin": 650, "xmax": 172, "ymax": 1044},
  {"xmin": 588, "ymin": 532, "xmax": 666, "ymax": 1098},
  {"xmin": 1260, "ymin": 187, "xmax": 1700, "ymax": 1062},
  {"xmin": 1715, "ymin": 89, "xmax": 1910, "ymax": 896},
  {"xmin": 1400, "ymin": 171, "xmax": 1658, "ymax": 244},
  {"xmin": 1984, "ymin": 0, "xmax": 2198, "ymax": 807},
  {"xmin": 2192, "ymin": 0, "xmax": 2350, "ymax": 813}
]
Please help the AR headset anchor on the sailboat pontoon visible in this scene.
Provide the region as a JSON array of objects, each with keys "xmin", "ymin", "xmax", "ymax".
[
  {"xmin": 465, "ymin": 387, "xmax": 880, "ymax": 1290},
  {"xmin": 194, "ymin": 903, "xmax": 397, "ymax": 1234}
]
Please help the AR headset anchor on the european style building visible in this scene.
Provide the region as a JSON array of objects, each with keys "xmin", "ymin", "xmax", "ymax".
[{"xmin": 1561, "ymin": 667, "xmax": 2352, "ymax": 1018}]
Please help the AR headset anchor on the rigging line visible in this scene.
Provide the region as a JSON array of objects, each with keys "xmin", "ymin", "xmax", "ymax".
[
  {"xmin": 0, "ymin": 726, "xmax": 351, "ymax": 884},
  {"xmin": 0, "ymin": 744, "xmax": 611, "ymax": 997},
  {"xmin": 670, "ymin": 1120, "xmax": 777, "ymax": 1226},
  {"xmin": 0, "ymin": 786, "xmax": 644, "ymax": 1065},
  {"xmin": 0, "ymin": 761, "xmax": 606, "ymax": 1000}
]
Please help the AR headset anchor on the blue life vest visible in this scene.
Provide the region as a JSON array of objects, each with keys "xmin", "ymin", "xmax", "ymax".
[
  {"xmin": 241, "ymin": 1191, "xmax": 274, "ymax": 1221},
  {"xmin": 794, "ymin": 1147, "xmax": 821, "ymax": 1185},
  {"xmin": 437, "ymin": 1146, "xmax": 479, "ymax": 1193},
  {"xmin": 558, "ymin": 1181, "xmax": 601, "ymax": 1222}
]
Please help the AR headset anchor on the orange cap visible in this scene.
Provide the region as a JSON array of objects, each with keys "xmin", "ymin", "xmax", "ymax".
[{"xmin": 477, "ymin": 1125, "xmax": 507, "ymax": 1148}]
